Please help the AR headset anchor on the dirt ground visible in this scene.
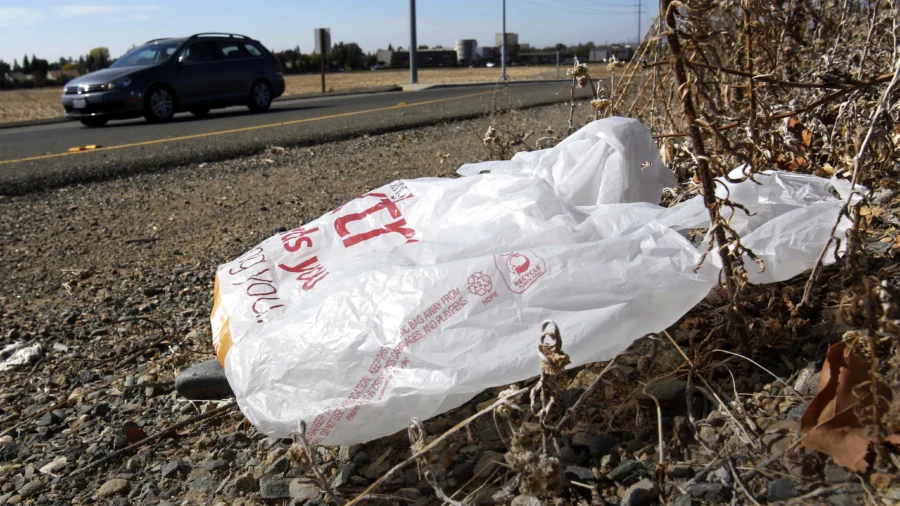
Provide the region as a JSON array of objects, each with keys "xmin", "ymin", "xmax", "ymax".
[{"xmin": 0, "ymin": 65, "xmax": 567, "ymax": 124}]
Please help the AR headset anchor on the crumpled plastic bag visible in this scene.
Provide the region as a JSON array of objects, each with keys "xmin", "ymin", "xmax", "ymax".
[{"xmin": 211, "ymin": 117, "xmax": 853, "ymax": 444}]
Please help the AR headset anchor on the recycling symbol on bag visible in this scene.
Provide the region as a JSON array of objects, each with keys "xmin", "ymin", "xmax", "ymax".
[{"xmin": 466, "ymin": 272, "xmax": 493, "ymax": 297}]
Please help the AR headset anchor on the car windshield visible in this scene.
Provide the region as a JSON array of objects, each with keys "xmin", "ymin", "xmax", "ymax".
[{"xmin": 110, "ymin": 41, "xmax": 181, "ymax": 68}]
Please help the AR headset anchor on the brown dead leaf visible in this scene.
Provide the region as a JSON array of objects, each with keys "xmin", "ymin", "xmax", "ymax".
[
  {"xmin": 122, "ymin": 420, "xmax": 147, "ymax": 444},
  {"xmin": 800, "ymin": 340, "xmax": 894, "ymax": 472}
]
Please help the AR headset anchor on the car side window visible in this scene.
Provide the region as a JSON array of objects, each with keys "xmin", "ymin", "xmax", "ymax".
[
  {"xmin": 216, "ymin": 42, "xmax": 250, "ymax": 60},
  {"xmin": 243, "ymin": 43, "xmax": 263, "ymax": 57},
  {"xmin": 180, "ymin": 42, "xmax": 214, "ymax": 64}
]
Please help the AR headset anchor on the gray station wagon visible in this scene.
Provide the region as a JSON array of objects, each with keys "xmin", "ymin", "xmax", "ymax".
[{"xmin": 61, "ymin": 33, "xmax": 285, "ymax": 127}]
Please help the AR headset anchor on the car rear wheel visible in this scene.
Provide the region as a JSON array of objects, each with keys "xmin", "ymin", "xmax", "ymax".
[
  {"xmin": 248, "ymin": 80, "xmax": 272, "ymax": 112},
  {"xmin": 79, "ymin": 117, "xmax": 108, "ymax": 128},
  {"xmin": 190, "ymin": 108, "xmax": 210, "ymax": 118},
  {"xmin": 144, "ymin": 86, "xmax": 175, "ymax": 123}
]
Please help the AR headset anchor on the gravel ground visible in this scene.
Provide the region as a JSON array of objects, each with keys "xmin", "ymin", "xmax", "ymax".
[{"xmin": 0, "ymin": 102, "xmax": 892, "ymax": 505}]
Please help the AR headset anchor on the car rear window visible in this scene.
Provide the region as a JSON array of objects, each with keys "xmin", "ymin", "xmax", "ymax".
[
  {"xmin": 243, "ymin": 43, "xmax": 263, "ymax": 57},
  {"xmin": 216, "ymin": 42, "xmax": 249, "ymax": 60}
]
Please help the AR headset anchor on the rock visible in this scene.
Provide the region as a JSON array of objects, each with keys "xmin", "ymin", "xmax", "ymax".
[
  {"xmin": 3, "ymin": 496, "xmax": 19, "ymax": 506},
  {"xmin": 38, "ymin": 456, "xmax": 66, "ymax": 475},
  {"xmin": 337, "ymin": 445, "xmax": 360, "ymax": 462},
  {"xmin": 364, "ymin": 449, "xmax": 393, "ymax": 480},
  {"xmin": 175, "ymin": 359, "xmax": 234, "ymax": 400},
  {"xmin": 352, "ymin": 451, "xmax": 370, "ymax": 466},
  {"xmin": 474, "ymin": 452, "xmax": 504, "ymax": 478},
  {"xmin": 685, "ymin": 483, "xmax": 726, "ymax": 502},
  {"xmin": 670, "ymin": 464, "xmax": 693, "ymax": 478},
  {"xmin": 570, "ymin": 432, "xmax": 592, "ymax": 448},
  {"xmin": 0, "ymin": 492, "xmax": 14, "ymax": 506},
  {"xmin": 186, "ymin": 469, "xmax": 218, "ymax": 494},
  {"xmin": 96, "ymin": 479, "xmax": 130, "ymax": 498},
  {"xmin": 201, "ymin": 459, "xmax": 227, "ymax": 471},
  {"xmin": 624, "ymin": 439, "xmax": 646, "ymax": 454},
  {"xmin": 264, "ymin": 456, "xmax": 290, "ymax": 476},
  {"xmin": 610, "ymin": 460, "xmax": 644, "ymax": 485},
  {"xmin": 260, "ymin": 475, "xmax": 291, "ymax": 499},
  {"xmin": 331, "ymin": 464, "xmax": 355, "ymax": 488},
  {"xmin": 557, "ymin": 445, "xmax": 577, "ymax": 464},
  {"xmin": 397, "ymin": 488, "xmax": 422, "ymax": 500},
  {"xmin": 768, "ymin": 478, "xmax": 798, "ymax": 501},
  {"xmin": 589, "ymin": 434, "xmax": 617, "ymax": 457},
  {"xmin": 560, "ymin": 388, "xmax": 585, "ymax": 408},
  {"xmin": 17, "ymin": 481, "xmax": 44, "ymax": 499},
  {"xmin": 633, "ymin": 380, "xmax": 686, "ymax": 403},
  {"xmin": 37, "ymin": 411, "xmax": 61, "ymax": 427},
  {"xmin": 828, "ymin": 494, "xmax": 857, "ymax": 506},
  {"xmin": 622, "ymin": 478, "xmax": 659, "ymax": 506},
  {"xmin": 452, "ymin": 462, "xmax": 475, "ymax": 483},
  {"xmin": 160, "ymin": 461, "xmax": 190, "ymax": 479},
  {"xmin": 825, "ymin": 465, "xmax": 853, "ymax": 483},
  {"xmin": 91, "ymin": 403, "xmax": 111, "ymax": 417},
  {"xmin": 511, "ymin": 495, "xmax": 541, "ymax": 506},
  {"xmin": 564, "ymin": 466, "xmax": 595, "ymax": 483},
  {"xmin": 234, "ymin": 472, "xmax": 258, "ymax": 494},
  {"xmin": 349, "ymin": 476, "xmax": 368, "ymax": 486},
  {"xmin": 672, "ymin": 494, "xmax": 692, "ymax": 506},
  {"xmin": 289, "ymin": 481, "xmax": 321, "ymax": 501}
]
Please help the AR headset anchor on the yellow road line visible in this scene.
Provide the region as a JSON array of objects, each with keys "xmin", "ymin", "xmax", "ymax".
[{"xmin": 0, "ymin": 90, "xmax": 493, "ymax": 166}]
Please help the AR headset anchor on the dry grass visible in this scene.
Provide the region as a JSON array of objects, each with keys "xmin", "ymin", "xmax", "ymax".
[{"xmin": 0, "ymin": 65, "xmax": 566, "ymax": 124}]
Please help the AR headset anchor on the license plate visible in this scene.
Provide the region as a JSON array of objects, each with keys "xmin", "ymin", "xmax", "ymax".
[{"xmin": 73, "ymin": 98, "xmax": 86, "ymax": 109}]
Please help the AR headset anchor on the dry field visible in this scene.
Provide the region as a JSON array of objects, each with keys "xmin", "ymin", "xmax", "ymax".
[{"xmin": 0, "ymin": 65, "xmax": 567, "ymax": 124}]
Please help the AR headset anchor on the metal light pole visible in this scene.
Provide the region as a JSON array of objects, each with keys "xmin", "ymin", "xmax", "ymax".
[
  {"xmin": 501, "ymin": 0, "xmax": 507, "ymax": 81},
  {"xmin": 410, "ymin": 0, "xmax": 418, "ymax": 84},
  {"xmin": 637, "ymin": 0, "xmax": 642, "ymax": 47}
]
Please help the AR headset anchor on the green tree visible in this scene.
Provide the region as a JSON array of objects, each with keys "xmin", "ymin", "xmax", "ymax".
[
  {"xmin": 88, "ymin": 47, "xmax": 111, "ymax": 70},
  {"xmin": 12, "ymin": 58, "xmax": 21, "ymax": 72},
  {"xmin": 62, "ymin": 63, "xmax": 79, "ymax": 71},
  {"xmin": 388, "ymin": 43, "xmax": 394, "ymax": 51},
  {"xmin": 22, "ymin": 54, "xmax": 30, "ymax": 73},
  {"xmin": 418, "ymin": 45, "xmax": 429, "ymax": 49}
]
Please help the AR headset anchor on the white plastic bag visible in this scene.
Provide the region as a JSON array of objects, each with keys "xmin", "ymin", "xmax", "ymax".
[{"xmin": 211, "ymin": 117, "xmax": 851, "ymax": 444}]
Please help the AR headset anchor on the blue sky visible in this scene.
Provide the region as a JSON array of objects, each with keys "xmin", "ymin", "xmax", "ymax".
[{"xmin": 0, "ymin": 1, "xmax": 656, "ymax": 64}]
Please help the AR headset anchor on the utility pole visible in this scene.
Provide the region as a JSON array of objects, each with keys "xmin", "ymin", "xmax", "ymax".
[
  {"xmin": 410, "ymin": 0, "xmax": 418, "ymax": 84},
  {"xmin": 637, "ymin": 0, "xmax": 642, "ymax": 47},
  {"xmin": 556, "ymin": 49, "xmax": 560, "ymax": 77},
  {"xmin": 501, "ymin": 0, "xmax": 507, "ymax": 81},
  {"xmin": 318, "ymin": 30, "xmax": 326, "ymax": 93}
]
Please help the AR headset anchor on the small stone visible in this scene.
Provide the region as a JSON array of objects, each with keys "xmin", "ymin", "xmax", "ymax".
[
  {"xmin": 331, "ymin": 464, "xmax": 355, "ymax": 488},
  {"xmin": 234, "ymin": 472, "xmax": 258, "ymax": 493},
  {"xmin": 698, "ymin": 425, "xmax": 718, "ymax": 445},
  {"xmin": 824, "ymin": 465, "xmax": 853, "ymax": 483},
  {"xmin": 474, "ymin": 452, "xmax": 504, "ymax": 478},
  {"xmin": 160, "ymin": 461, "xmax": 189, "ymax": 479},
  {"xmin": 90, "ymin": 328, "xmax": 108, "ymax": 337},
  {"xmin": 0, "ymin": 492, "xmax": 14, "ymax": 506},
  {"xmin": 610, "ymin": 460, "xmax": 644, "ymax": 485},
  {"xmin": 37, "ymin": 412, "xmax": 60, "ymax": 427},
  {"xmin": 364, "ymin": 449, "xmax": 392, "ymax": 480},
  {"xmin": 38, "ymin": 456, "xmax": 67, "ymax": 475},
  {"xmin": 686, "ymin": 483, "xmax": 726, "ymax": 502},
  {"xmin": 453, "ymin": 462, "xmax": 475, "ymax": 483},
  {"xmin": 633, "ymin": 380, "xmax": 686, "ymax": 403},
  {"xmin": 289, "ymin": 480, "xmax": 320, "ymax": 501},
  {"xmin": 186, "ymin": 469, "xmax": 217, "ymax": 494},
  {"xmin": 621, "ymin": 478, "xmax": 659, "ymax": 506},
  {"xmin": 397, "ymin": 488, "xmax": 422, "ymax": 500},
  {"xmin": 557, "ymin": 445, "xmax": 577, "ymax": 464},
  {"xmin": 560, "ymin": 388, "xmax": 585, "ymax": 408},
  {"xmin": 828, "ymin": 494, "xmax": 857, "ymax": 506},
  {"xmin": 260, "ymin": 476, "xmax": 291, "ymax": 499},
  {"xmin": 349, "ymin": 476, "xmax": 368, "ymax": 486},
  {"xmin": 352, "ymin": 451, "xmax": 369, "ymax": 466},
  {"xmin": 17, "ymin": 481, "xmax": 44, "ymax": 499},
  {"xmin": 670, "ymin": 464, "xmax": 693, "ymax": 478},
  {"xmin": 4, "ymin": 496, "xmax": 19, "ymax": 506},
  {"xmin": 202, "ymin": 459, "xmax": 227, "ymax": 471},
  {"xmin": 570, "ymin": 432, "xmax": 593, "ymax": 448},
  {"xmin": 564, "ymin": 466, "xmax": 595, "ymax": 483},
  {"xmin": 264, "ymin": 456, "xmax": 290, "ymax": 476},
  {"xmin": 174, "ymin": 358, "xmax": 234, "ymax": 400},
  {"xmin": 768, "ymin": 478, "xmax": 798, "ymax": 501},
  {"xmin": 672, "ymin": 494, "xmax": 693, "ymax": 506},
  {"xmin": 589, "ymin": 434, "xmax": 617, "ymax": 457},
  {"xmin": 337, "ymin": 445, "xmax": 360, "ymax": 462},
  {"xmin": 96, "ymin": 479, "xmax": 130, "ymax": 498},
  {"xmin": 91, "ymin": 403, "xmax": 111, "ymax": 417}
]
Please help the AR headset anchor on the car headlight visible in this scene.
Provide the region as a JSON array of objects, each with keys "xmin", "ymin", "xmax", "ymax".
[{"xmin": 107, "ymin": 77, "xmax": 132, "ymax": 90}]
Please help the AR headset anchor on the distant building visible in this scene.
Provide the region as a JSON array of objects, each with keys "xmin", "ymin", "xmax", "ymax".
[
  {"xmin": 376, "ymin": 48, "xmax": 458, "ymax": 68},
  {"xmin": 46, "ymin": 69, "xmax": 80, "ymax": 81},
  {"xmin": 480, "ymin": 47, "xmax": 497, "ymax": 60},
  {"xmin": 455, "ymin": 39, "xmax": 477, "ymax": 66},
  {"xmin": 495, "ymin": 33, "xmax": 518, "ymax": 47},
  {"xmin": 518, "ymin": 50, "xmax": 573, "ymax": 65},
  {"xmin": 314, "ymin": 28, "xmax": 331, "ymax": 55},
  {"xmin": 590, "ymin": 44, "xmax": 635, "ymax": 62},
  {"xmin": 4, "ymin": 72, "xmax": 31, "ymax": 83}
]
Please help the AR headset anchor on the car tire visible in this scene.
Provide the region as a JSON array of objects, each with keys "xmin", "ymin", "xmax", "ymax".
[
  {"xmin": 144, "ymin": 86, "xmax": 176, "ymax": 123},
  {"xmin": 190, "ymin": 108, "xmax": 210, "ymax": 118},
  {"xmin": 79, "ymin": 117, "xmax": 108, "ymax": 128},
  {"xmin": 247, "ymin": 80, "xmax": 272, "ymax": 112}
]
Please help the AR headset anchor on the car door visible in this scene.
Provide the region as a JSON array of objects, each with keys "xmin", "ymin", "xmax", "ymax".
[
  {"xmin": 171, "ymin": 41, "xmax": 220, "ymax": 105},
  {"xmin": 213, "ymin": 41, "xmax": 254, "ymax": 101}
]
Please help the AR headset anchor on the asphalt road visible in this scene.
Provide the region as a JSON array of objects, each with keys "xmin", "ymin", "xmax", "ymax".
[{"xmin": 0, "ymin": 81, "xmax": 587, "ymax": 195}]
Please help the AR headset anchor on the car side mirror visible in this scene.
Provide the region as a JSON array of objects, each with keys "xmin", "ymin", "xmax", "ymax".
[{"xmin": 177, "ymin": 55, "xmax": 186, "ymax": 65}]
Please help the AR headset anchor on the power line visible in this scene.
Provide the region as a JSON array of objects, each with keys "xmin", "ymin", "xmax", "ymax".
[{"xmin": 549, "ymin": 0, "xmax": 645, "ymax": 9}]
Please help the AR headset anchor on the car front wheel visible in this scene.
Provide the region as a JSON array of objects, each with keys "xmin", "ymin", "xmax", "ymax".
[
  {"xmin": 79, "ymin": 117, "xmax": 108, "ymax": 128},
  {"xmin": 144, "ymin": 86, "xmax": 175, "ymax": 123},
  {"xmin": 248, "ymin": 80, "xmax": 272, "ymax": 112}
]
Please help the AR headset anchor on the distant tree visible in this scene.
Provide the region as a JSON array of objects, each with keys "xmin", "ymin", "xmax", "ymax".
[
  {"xmin": 364, "ymin": 53, "xmax": 378, "ymax": 67},
  {"xmin": 12, "ymin": 58, "xmax": 21, "ymax": 72},
  {"xmin": 88, "ymin": 47, "xmax": 111, "ymax": 70},
  {"xmin": 387, "ymin": 43, "xmax": 394, "ymax": 51},
  {"xmin": 418, "ymin": 45, "xmax": 429, "ymax": 49},
  {"xmin": 30, "ymin": 55, "xmax": 50, "ymax": 75},
  {"xmin": 62, "ymin": 63, "xmax": 79, "ymax": 71},
  {"xmin": 22, "ymin": 54, "xmax": 30, "ymax": 73}
]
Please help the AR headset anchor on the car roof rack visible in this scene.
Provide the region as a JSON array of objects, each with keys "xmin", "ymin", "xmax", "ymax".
[
  {"xmin": 144, "ymin": 37, "xmax": 177, "ymax": 44},
  {"xmin": 188, "ymin": 33, "xmax": 253, "ymax": 41}
]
